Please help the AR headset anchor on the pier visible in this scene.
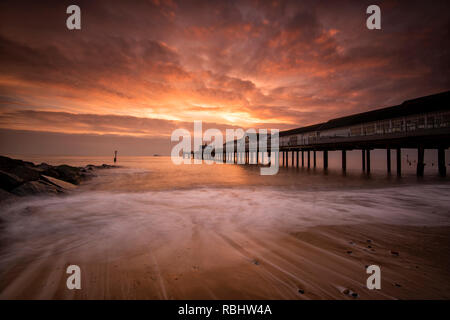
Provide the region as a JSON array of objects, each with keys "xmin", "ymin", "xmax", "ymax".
[{"xmin": 188, "ymin": 91, "xmax": 450, "ymax": 177}]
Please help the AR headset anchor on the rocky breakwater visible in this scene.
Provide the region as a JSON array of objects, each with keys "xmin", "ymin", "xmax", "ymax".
[{"xmin": 0, "ymin": 156, "xmax": 117, "ymax": 202}]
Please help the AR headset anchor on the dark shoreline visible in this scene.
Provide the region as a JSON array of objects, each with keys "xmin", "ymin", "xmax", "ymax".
[{"xmin": 0, "ymin": 155, "xmax": 118, "ymax": 201}]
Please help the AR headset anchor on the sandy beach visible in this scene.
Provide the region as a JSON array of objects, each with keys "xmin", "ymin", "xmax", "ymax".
[
  {"xmin": 1, "ymin": 223, "xmax": 449, "ymax": 299},
  {"xmin": 1, "ymin": 156, "xmax": 450, "ymax": 300}
]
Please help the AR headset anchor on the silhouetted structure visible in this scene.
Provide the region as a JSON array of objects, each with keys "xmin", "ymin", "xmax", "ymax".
[{"xmin": 211, "ymin": 91, "xmax": 450, "ymax": 177}]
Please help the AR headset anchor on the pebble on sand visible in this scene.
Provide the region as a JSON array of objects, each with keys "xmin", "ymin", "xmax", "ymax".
[
  {"xmin": 342, "ymin": 288, "xmax": 359, "ymax": 298},
  {"xmin": 252, "ymin": 259, "xmax": 260, "ymax": 265}
]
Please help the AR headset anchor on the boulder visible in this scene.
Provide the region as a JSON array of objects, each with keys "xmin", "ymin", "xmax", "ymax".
[
  {"xmin": 41, "ymin": 175, "xmax": 77, "ymax": 190},
  {"xmin": 0, "ymin": 156, "xmax": 119, "ymax": 198},
  {"xmin": 0, "ymin": 155, "xmax": 34, "ymax": 170},
  {"xmin": 0, "ymin": 170, "xmax": 23, "ymax": 191},
  {"xmin": 0, "ymin": 155, "xmax": 42, "ymax": 182},
  {"xmin": 42, "ymin": 165, "xmax": 82, "ymax": 185},
  {"xmin": 11, "ymin": 180, "xmax": 62, "ymax": 196},
  {"xmin": 7, "ymin": 165, "xmax": 42, "ymax": 181}
]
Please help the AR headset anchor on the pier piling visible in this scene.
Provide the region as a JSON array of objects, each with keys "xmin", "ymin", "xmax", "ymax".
[
  {"xmin": 438, "ymin": 148, "xmax": 446, "ymax": 177},
  {"xmin": 307, "ymin": 150, "xmax": 310, "ymax": 168},
  {"xmin": 342, "ymin": 150, "xmax": 346, "ymax": 172},
  {"xmin": 313, "ymin": 151, "xmax": 316, "ymax": 168},
  {"xmin": 387, "ymin": 148, "xmax": 391, "ymax": 174},
  {"xmin": 397, "ymin": 148, "xmax": 402, "ymax": 177},
  {"xmin": 362, "ymin": 150, "xmax": 366, "ymax": 172},
  {"xmin": 417, "ymin": 146, "xmax": 425, "ymax": 177}
]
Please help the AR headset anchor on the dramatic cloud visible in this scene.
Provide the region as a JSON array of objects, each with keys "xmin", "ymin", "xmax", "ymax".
[{"xmin": 0, "ymin": 0, "xmax": 449, "ymax": 154}]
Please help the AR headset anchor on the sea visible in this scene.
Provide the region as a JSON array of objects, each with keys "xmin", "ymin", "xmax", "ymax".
[{"xmin": 1, "ymin": 150, "xmax": 449, "ymax": 274}]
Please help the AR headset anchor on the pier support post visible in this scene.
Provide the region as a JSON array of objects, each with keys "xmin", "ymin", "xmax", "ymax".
[
  {"xmin": 313, "ymin": 151, "xmax": 316, "ymax": 168},
  {"xmin": 417, "ymin": 146, "xmax": 425, "ymax": 177},
  {"xmin": 366, "ymin": 149, "xmax": 371, "ymax": 173},
  {"xmin": 396, "ymin": 148, "xmax": 401, "ymax": 176},
  {"xmin": 362, "ymin": 149, "xmax": 366, "ymax": 171},
  {"xmin": 323, "ymin": 150, "xmax": 328, "ymax": 169},
  {"xmin": 296, "ymin": 151, "xmax": 299, "ymax": 168},
  {"xmin": 286, "ymin": 151, "xmax": 289, "ymax": 167},
  {"xmin": 302, "ymin": 150, "xmax": 304, "ymax": 167},
  {"xmin": 387, "ymin": 148, "xmax": 391, "ymax": 174},
  {"xmin": 282, "ymin": 151, "xmax": 285, "ymax": 166},
  {"xmin": 292, "ymin": 150, "xmax": 294, "ymax": 166},
  {"xmin": 307, "ymin": 150, "xmax": 310, "ymax": 168},
  {"xmin": 342, "ymin": 150, "xmax": 346, "ymax": 172},
  {"xmin": 256, "ymin": 150, "xmax": 259, "ymax": 164},
  {"xmin": 438, "ymin": 148, "xmax": 446, "ymax": 177}
]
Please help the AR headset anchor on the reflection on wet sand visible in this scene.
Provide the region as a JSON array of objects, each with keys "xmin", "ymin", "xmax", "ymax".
[{"xmin": 1, "ymin": 156, "xmax": 449, "ymax": 299}]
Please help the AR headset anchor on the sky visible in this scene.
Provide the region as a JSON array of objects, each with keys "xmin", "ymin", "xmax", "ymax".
[{"xmin": 0, "ymin": 0, "xmax": 449, "ymax": 156}]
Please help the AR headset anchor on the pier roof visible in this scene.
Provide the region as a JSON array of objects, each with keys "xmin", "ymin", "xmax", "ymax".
[{"xmin": 280, "ymin": 90, "xmax": 450, "ymax": 137}]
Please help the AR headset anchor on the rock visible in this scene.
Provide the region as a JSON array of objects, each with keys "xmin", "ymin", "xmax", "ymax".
[
  {"xmin": 7, "ymin": 165, "xmax": 42, "ymax": 182},
  {"xmin": 0, "ymin": 170, "xmax": 23, "ymax": 191},
  {"xmin": 43, "ymin": 165, "xmax": 82, "ymax": 185},
  {"xmin": 346, "ymin": 250, "xmax": 352, "ymax": 254},
  {"xmin": 36, "ymin": 163, "xmax": 52, "ymax": 170},
  {"xmin": 41, "ymin": 175, "xmax": 77, "ymax": 190},
  {"xmin": 0, "ymin": 156, "xmax": 118, "ymax": 198},
  {"xmin": 298, "ymin": 289, "xmax": 305, "ymax": 294},
  {"xmin": 341, "ymin": 288, "xmax": 358, "ymax": 298},
  {"xmin": 390, "ymin": 250, "xmax": 400, "ymax": 256},
  {"xmin": 11, "ymin": 180, "xmax": 62, "ymax": 196},
  {"xmin": 0, "ymin": 155, "xmax": 34, "ymax": 169}
]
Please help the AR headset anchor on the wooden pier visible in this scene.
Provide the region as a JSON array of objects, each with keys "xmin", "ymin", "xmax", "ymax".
[{"xmin": 187, "ymin": 91, "xmax": 450, "ymax": 177}]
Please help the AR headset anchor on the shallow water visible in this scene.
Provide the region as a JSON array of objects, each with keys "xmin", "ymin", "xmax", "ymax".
[{"xmin": 1, "ymin": 155, "xmax": 449, "ymax": 273}]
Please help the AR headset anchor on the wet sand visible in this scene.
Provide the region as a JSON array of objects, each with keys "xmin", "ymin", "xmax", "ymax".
[
  {"xmin": 1, "ymin": 223, "xmax": 449, "ymax": 299},
  {"xmin": 1, "ymin": 157, "xmax": 449, "ymax": 299}
]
